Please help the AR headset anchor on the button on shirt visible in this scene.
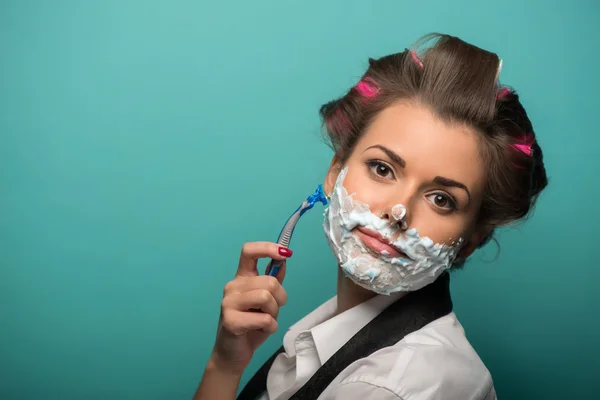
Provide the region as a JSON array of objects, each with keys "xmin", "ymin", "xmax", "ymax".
[{"xmin": 258, "ymin": 293, "xmax": 497, "ymax": 400}]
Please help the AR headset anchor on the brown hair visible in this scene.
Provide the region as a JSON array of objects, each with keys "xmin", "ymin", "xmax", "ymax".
[{"xmin": 320, "ymin": 33, "xmax": 548, "ymax": 252}]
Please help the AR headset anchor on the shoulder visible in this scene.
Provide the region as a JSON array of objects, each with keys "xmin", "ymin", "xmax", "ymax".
[{"xmin": 326, "ymin": 313, "xmax": 496, "ymax": 400}]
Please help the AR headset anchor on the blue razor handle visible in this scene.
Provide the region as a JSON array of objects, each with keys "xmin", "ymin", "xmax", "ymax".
[
  {"xmin": 265, "ymin": 185, "xmax": 328, "ymax": 277},
  {"xmin": 265, "ymin": 206, "xmax": 302, "ymax": 276}
]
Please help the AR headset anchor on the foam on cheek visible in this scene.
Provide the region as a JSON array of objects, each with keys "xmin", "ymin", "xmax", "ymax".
[{"xmin": 322, "ymin": 167, "xmax": 463, "ymax": 294}]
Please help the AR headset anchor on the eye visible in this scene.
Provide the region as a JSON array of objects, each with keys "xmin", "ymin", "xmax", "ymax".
[
  {"xmin": 366, "ymin": 160, "xmax": 395, "ymax": 180},
  {"xmin": 426, "ymin": 193, "xmax": 456, "ymax": 211}
]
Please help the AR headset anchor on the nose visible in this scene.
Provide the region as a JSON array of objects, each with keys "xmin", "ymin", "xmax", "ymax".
[{"xmin": 380, "ymin": 203, "xmax": 409, "ymax": 230}]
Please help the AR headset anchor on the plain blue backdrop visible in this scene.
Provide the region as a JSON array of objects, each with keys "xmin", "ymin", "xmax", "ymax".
[{"xmin": 1, "ymin": 1, "xmax": 599, "ymax": 399}]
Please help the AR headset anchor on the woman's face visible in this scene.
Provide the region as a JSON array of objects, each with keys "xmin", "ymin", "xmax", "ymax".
[{"xmin": 325, "ymin": 102, "xmax": 488, "ymax": 261}]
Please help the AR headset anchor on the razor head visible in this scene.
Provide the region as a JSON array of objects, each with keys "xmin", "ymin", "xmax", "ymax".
[{"xmin": 307, "ymin": 184, "xmax": 328, "ymax": 208}]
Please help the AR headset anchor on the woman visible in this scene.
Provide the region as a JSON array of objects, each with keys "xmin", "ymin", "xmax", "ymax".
[{"xmin": 194, "ymin": 34, "xmax": 548, "ymax": 400}]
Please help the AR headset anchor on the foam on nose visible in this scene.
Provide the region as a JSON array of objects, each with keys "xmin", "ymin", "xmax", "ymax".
[{"xmin": 391, "ymin": 204, "xmax": 406, "ymax": 221}]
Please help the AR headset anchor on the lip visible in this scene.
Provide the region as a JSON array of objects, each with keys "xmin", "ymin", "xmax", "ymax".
[{"xmin": 354, "ymin": 226, "xmax": 409, "ymax": 259}]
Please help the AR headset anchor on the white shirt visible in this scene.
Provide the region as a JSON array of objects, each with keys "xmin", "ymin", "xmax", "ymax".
[{"xmin": 258, "ymin": 293, "xmax": 497, "ymax": 400}]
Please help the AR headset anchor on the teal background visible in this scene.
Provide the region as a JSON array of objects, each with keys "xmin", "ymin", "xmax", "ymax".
[{"xmin": 1, "ymin": 1, "xmax": 598, "ymax": 399}]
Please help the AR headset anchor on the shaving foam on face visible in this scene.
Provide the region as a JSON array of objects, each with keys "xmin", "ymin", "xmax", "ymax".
[{"xmin": 323, "ymin": 167, "xmax": 463, "ymax": 294}]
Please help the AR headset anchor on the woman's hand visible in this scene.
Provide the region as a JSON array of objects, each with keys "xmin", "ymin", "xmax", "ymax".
[
  {"xmin": 194, "ymin": 242, "xmax": 291, "ymax": 400},
  {"xmin": 210, "ymin": 241, "xmax": 291, "ymax": 374}
]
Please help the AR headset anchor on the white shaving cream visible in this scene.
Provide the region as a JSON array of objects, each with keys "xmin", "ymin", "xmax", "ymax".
[{"xmin": 323, "ymin": 167, "xmax": 463, "ymax": 294}]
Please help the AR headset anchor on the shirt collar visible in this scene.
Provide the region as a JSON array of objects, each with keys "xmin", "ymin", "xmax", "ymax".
[
  {"xmin": 311, "ymin": 292, "xmax": 405, "ymax": 364},
  {"xmin": 282, "ymin": 296, "xmax": 338, "ymax": 356},
  {"xmin": 283, "ymin": 291, "xmax": 406, "ymax": 364}
]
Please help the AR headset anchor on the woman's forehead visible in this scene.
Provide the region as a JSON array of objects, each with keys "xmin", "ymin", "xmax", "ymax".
[{"xmin": 355, "ymin": 103, "xmax": 487, "ymax": 191}]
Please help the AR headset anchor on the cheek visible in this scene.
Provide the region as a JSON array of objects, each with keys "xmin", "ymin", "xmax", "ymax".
[{"xmin": 410, "ymin": 202, "xmax": 473, "ymax": 245}]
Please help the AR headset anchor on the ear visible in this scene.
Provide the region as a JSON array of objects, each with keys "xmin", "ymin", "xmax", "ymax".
[
  {"xmin": 456, "ymin": 226, "xmax": 493, "ymax": 261},
  {"xmin": 323, "ymin": 155, "xmax": 343, "ymax": 196}
]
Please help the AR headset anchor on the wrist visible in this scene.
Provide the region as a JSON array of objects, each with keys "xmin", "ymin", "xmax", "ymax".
[
  {"xmin": 195, "ymin": 355, "xmax": 244, "ymax": 400},
  {"xmin": 207, "ymin": 353, "xmax": 246, "ymax": 378}
]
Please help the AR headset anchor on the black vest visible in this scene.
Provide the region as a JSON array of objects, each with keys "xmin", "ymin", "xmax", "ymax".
[{"xmin": 238, "ymin": 272, "xmax": 453, "ymax": 400}]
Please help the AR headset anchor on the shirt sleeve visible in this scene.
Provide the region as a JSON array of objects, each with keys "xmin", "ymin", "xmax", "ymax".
[
  {"xmin": 332, "ymin": 380, "xmax": 404, "ymax": 400},
  {"xmin": 322, "ymin": 343, "xmax": 495, "ymax": 400},
  {"xmin": 332, "ymin": 378, "xmax": 497, "ymax": 400},
  {"xmin": 483, "ymin": 384, "xmax": 498, "ymax": 400}
]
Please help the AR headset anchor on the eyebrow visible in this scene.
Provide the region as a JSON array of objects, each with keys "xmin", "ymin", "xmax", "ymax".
[
  {"xmin": 433, "ymin": 176, "xmax": 471, "ymax": 204},
  {"xmin": 364, "ymin": 145, "xmax": 406, "ymax": 168},
  {"xmin": 365, "ymin": 144, "xmax": 471, "ymax": 204}
]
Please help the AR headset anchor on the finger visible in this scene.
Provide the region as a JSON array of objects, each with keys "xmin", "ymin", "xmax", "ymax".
[
  {"xmin": 237, "ymin": 242, "xmax": 292, "ymax": 277},
  {"xmin": 224, "ymin": 289, "xmax": 280, "ymax": 319},
  {"xmin": 237, "ymin": 276, "xmax": 288, "ymax": 306},
  {"xmin": 222, "ymin": 309, "xmax": 279, "ymax": 336}
]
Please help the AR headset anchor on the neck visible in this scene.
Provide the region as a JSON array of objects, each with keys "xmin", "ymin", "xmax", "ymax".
[{"xmin": 336, "ymin": 266, "xmax": 378, "ymax": 315}]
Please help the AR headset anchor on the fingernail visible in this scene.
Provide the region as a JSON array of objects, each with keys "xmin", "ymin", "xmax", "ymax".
[{"xmin": 278, "ymin": 247, "xmax": 293, "ymax": 257}]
